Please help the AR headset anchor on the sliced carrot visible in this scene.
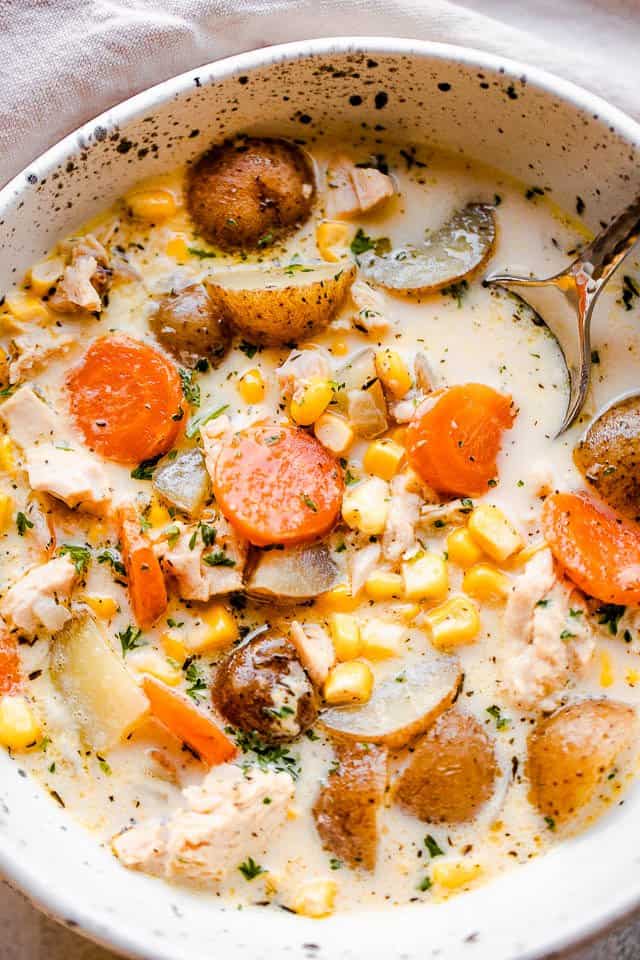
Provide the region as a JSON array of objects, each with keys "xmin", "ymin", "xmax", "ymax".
[
  {"xmin": 119, "ymin": 505, "xmax": 167, "ymax": 629},
  {"xmin": 67, "ymin": 333, "xmax": 183, "ymax": 464},
  {"xmin": 543, "ymin": 491, "xmax": 640, "ymax": 604},
  {"xmin": 0, "ymin": 632, "xmax": 20, "ymax": 695},
  {"xmin": 143, "ymin": 677, "xmax": 236, "ymax": 767},
  {"xmin": 213, "ymin": 424, "xmax": 344, "ymax": 546},
  {"xmin": 406, "ymin": 383, "xmax": 515, "ymax": 497}
]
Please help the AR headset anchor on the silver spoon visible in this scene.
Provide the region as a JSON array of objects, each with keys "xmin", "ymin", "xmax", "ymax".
[{"xmin": 485, "ymin": 196, "xmax": 640, "ymax": 435}]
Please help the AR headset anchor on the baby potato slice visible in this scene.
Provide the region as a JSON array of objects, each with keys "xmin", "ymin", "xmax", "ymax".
[
  {"xmin": 358, "ymin": 204, "xmax": 496, "ymax": 297},
  {"xmin": 206, "ymin": 263, "xmax": 356, "ymax": 345},
  {"xmin": 320, "ymin": 650, "xmax": 462, "ymax": 748},
  {"xmin": 313, "ymin": 741, "xmax": 387, "ymax": 870},
  {"xmin": 247, "ymin": 541, "xmax": 341, "ymax": 602},
  {"xmin": 393, "ymin": 710, "xmax": 498, "ymax": 823},
  {"xmin": 150, "ymin": 283, "xmax": 231, "ymax": 370},
  {"xmin": 153, "ymin": 448, "xmax": 210, "ymax": 516},
  {"xmin": 574, "ymin": 395, "xmax": 640, "ymax": 521},
  {"xmin": 527, "ymin": 698, "xmax": 637, "ymax": 826}
]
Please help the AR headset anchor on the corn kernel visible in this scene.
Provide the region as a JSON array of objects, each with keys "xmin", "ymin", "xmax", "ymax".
[
  {"xmin": 600, "ymin": 650, "xmax": 614, "ymax": 688},
  {"xmin": 147, "ymin": 500, "xmax": 171, "ymax": 529},
  {"xmin": 432, "ymin": 859, "xmax": 483, "ymax": 890},
  {"xmin": 363, "ymin": 438, "xmax": 404, "ymax": 481},
  {"xmin": 365, "ymin": 570, "xmax": 405, "ymax": 601},
  {"xmin": 4, "ymin": 291, "xmax": 50, "ymax": 324},
  {"xmin": 82, "ymin": 594, "xmax": 119, "ymax": 620},
  {"xmin": 402, "ymin": 552, "xmax": 449, "ymax": 602},
  {"xmin": 394, "ymin": 602, "xmax": 421, "ymax": 622},
  {"xmin": 0, "ymin": 436, "xmax": 15, "ymax": 475},
  {"xmin": 290, "ymin": 379, "xmax": 334, "ymax": 426},
  {"xmin": 0, "ymin": 696, "xmax": 41, "ymax": 751},
  {"xmin": 293, "ymin": 879, "xmax": 338, "ymax": 918},
  {"xmin": 316, "ymin": 220, "xmax": 351, "ymax": 262},
  {"xmin": 341, "ymin": 476, "xmax": 390, "ymax": 536},
  {"xmin": 165, "ymin": 235, "xmax": 189, "ymax": 260},
  {"xmin": 185, "ymin": 604, "xmax": 238, "ymax": 654},
  {"xmin": 324, "ymin": 660, "xmax": 373, "ymax": 705},
  {"xmin": 0, "ymin": 494, "xmax": 12, "ymax": 533},
  {"xmin": 423, "ymin": 595, "xmax": 481, "ymax": 650},
  {"xmin": 238, "ymin": 368, "xmax": 266, "ymax": 405},
  {"xmin": 462, "ymin": 563, "xmax": 510, "ymax": 604},
  {"xmin": 28, "ymin": 257, "xmax": 65, "ymax": 295},
  {"xmin": 360, "ymin": 620, "xmax": 407, "ymax": 660},
  {"xmin": 316, "ymin": 583, "xmax": 360, "ymax": 613},
  {"xmin": 467, "ymin": 505, "xmax": 523, "ymax": 563},
  {"xmin": 446, "ymin": 527, "xmax": 484, "ymax": 569},
  {"xmin": 626, "ymin": 668, "xmax": 639, "ymax": 688},
  {"xmin": 328, "ymin": 613, "xmax": 362, "ymax": 661},
  {"xmin": 375, "ymin": 349, "xmax": 412, "ymax": 399},
  {"xmin": 127, "ymin": 189, "xmax": 177, "ymax": 221},
  {"xmin": 128, "ymin": 650, "xmax": 182, "ymax": 686},
  {"xmin": 330, "ymin": 340, "xmax": 349, "ymax": 357},
  {"xmin": 161, "ymin": 630, "xmax": 188, "ymax": 665},
  {"xmin": 313, "ymin": 412, "xmax": 354, "ymax": 455}
]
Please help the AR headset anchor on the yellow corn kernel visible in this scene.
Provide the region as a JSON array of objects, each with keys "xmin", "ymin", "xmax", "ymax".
[
  {"xmin": 341, "ymin": 476, "xmax": 390, "ymax": 536},
  {"xmin": 186, "ymin": 604, "xmax": 238, "ymax": 654},
  {"xmin": 506, "ymin": 540, "xmax": 548, "ymax": 570},
  {"xmin": 290, "ymin": 379, "xmax": 334, "ymax": 426},
  {"xmin": 238, "ymin": 368, "xmax": 266, "ymax": 405},
  {"xmin": 462, "ymin": 563, "xmax": 510, "ymax": 604},
  {"xmin": 161, "ymin": 630, "xmax": 188, "ymax": 665},
  {"xmin": 28, "ymin": 256, "xmax": 66, "ymax": 295},
  {"xmin": 375, "ymin": 349, "xmax": 412, "ymax": 399},
  {"xmin": 467, "ymin": 504, "xmax": 523, "ymax": 563},
  {"xmin": 316, "ymin": 220, "xmax": 351, "ymax": 262},
  {"xmin": 165, "ymin": 235, "xmax": 189, "ymax": 260},
  {"xmin": 423, "ymin": 595, "xmax": 481, "ymax": 650},
  {"xmin": 431, "ymin": 859, "xmax": 483, "ymax": 890},
  {"xmin": 293, "ymin": 879, "xmax": 338, "ymax": 918},
  {"xmin": 360, "ymin": 620, "xmax": 407, "ymax": 660},
  {"xmin": 316, "ymin": 583, "xmax": 360, "ymax": 613},
  {"xmin": 363, "ymin": 438, "xmax": 405, "ymax": 481},
  {"xmin": 127, "ymin": 189, "xmax": 177, "ymax": 221},
  {"xmin": 391, "ymin": 426, "xmax": 408, "ymax": 447},
  {"xmin": 446, "ymin": 527, "xmax": 484, "ymax": 569},
  {"xmin": 330, "ymin": 340, "xmax": 349, "ymax": 357},
  {"xmin": 402, "ymin": 552, "xmax": 449, "ymax": 602},
  {"xmin": 324, "ymin": 660, "xmax": 373, "ymax": 705},
  {"xmin": 626, "ymin": 668, "xmax": 639, "ymax": 688},
  {"xmin": 600, "ymin": 650, "xmax": 614, "ymax": 688},
  {"xmin": 82, "ymin": 594, "xmax": 118, "ymax": 620},
  {"xmin": 4, "ymin": 290, "xmax": 50, "ymax": 324},
  {"xmin": 0, "ymin": 494, "xmax": 12, "ymax": 533},
  {"xmin": 0, "ymin": 436, "xmax": 15, "ymax": 475},
  {"xmin": 313, "ymin": 412, "xmax": 354, "ymax": 455},
  {"xmin": 328, "ymin": 613, "xmax": 362, "ymax": 661},
  {"xmin": 147, "ymin": 500, "xmax": 171, "ymax": 529},
  {"xmin": 365, "ymin": 570, "xmax": 405, "ymax": 601},
  {"xmin": 129, "ymin": 650, "xmax": 182, "ymax": 687},
  {"xmin": 394, "ymin": 602, "xmax": 421, "ymax": 622},
  {"xmin": 0, "ymin": 696, "xmax": 41, "ymax": 751}
]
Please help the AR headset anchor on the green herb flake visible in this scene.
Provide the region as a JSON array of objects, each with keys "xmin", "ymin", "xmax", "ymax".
[
  {"xmin": 229, "ymin": 728, "xmax": 301, "ymax": 779},
  {"xmin": 544, "ymin": 815, "xmax": 556, "ymax": 831},
  {"xmin": 118, "ymin": 624, "xmax": 144, "ymax": 657},
  {"xmin": 238, "ymin": 856, "xmax": 265, "ymax": 881},
  {"xmin": 203, "ymin": 551, "xmax": 235, "ymax": 567},
  {"xmin": 185, "ymin": 403, "xmax": 229, "ymax": 439},
  {"xmin": 184, "ymin": 660, "xmax": 207, "ymax": 702},
  {"xmin": 188, "ymin": 246, "xmax": 217, "ymax": 259},
  {"xmin": 329, "ymin": 858, "xmax": 343, "ymax": 871},
  {"xmin": 99, "ymin": 760, "xmax": 112, "ymax": 776},
  {"xmin": 58, "ymin": 543, "xmax": 91, "ymax": 575},
  {"xmin": 301, "ymin": 493, "xmax": 318, "ymax": 513},
  {"xmin": 417, "ymin": 875, "xmax": 433, "ymax": 892},
  {"xmin": 596, "ymin": 603, "xmax": 626, "ymax": 636},
  {"xmin": 441, "ymin": 279, "xmax": 468, "ymax": 308},
  {"xmin": 486, "ymin": 704, "xmax": 510, "ymax": 730},
  {"xmin": 424, "ymin": 835, "xmax": 444, "ymax": 858},
  {"xmin": 238, "ymin": 340, "xmax": 259, "ymax": 359},
  {"xmin": 131, "ymin": 453, "xmax": 163, "ymax": 481},
  {"xmin": 179, "ymin": 368, "xmax": 201, "ymax": 407},
  {"xmin": 350, "ymin": 229, "xmax": 375, "ymax": 256},
  {"xmin": 97, "ymin": 548, "xmax": 126, "ymax": 578},
  {"xmin": 16, "ymin": 511, "xmax": 34, "ymax": 536}
]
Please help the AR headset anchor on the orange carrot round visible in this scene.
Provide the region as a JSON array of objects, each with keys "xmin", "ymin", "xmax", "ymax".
[
  {"xmin": 213, "ymin": 424, "xmax": 343, "ymax": 546},
  {"xmin": 0, "ymin": 633, "xmax": 20, "ymax": 695},
  {"xmin": 119, "ymin": 505, "xmax": 167, "ymax": 629},
  {"xmin": 143, "ymin": 677, "xmax": 236, "ymax": 767},
  {"xmin": 543, "ymin": 491, "xmax": 640, "ymax": 604},
  {"xmin": 406, "ymin": 383, "xmax": 515, "ymax": 496},
  {"xmin": 67, "ymin": 333, "xmax": 183, "ymax": 464}
]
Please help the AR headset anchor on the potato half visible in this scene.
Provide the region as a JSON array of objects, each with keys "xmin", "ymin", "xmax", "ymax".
[
  {"xmin": 527, "ymin": 698, "xmax": 637, "ymax": 826},
  {"xmin": 320, "ymin": 650, "xmax": 462, "ymax": 748},
  {"xmin": 206, "ymin": 263, "xmax": 355, "ymax": 345},
  {"xmin": 574, "ymin": 394, "xmax": 640, "ymax": 520},
  {"xmin": 358, "ymin": 204, "xmax": 496, "ymax": 297}
]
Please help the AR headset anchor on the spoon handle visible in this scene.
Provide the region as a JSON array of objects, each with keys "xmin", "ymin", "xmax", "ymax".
[{"xmin": 578, "ymin": 196, "xmax": 640, "ymax": 284}]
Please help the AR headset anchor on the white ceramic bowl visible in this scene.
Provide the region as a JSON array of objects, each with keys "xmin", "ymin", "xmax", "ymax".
[{"xmin": 1, "ymin": 36, "xmax": 640, "ymax": 960}]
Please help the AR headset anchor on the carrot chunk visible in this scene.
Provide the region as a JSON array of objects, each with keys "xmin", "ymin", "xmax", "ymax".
[
  {"xmin": 119, "ymin": 505, "xmax": 167, "ymax": 629},
  {"xmin": 0, "ymin": 632, "xmax": 20, "ymax": 695},
  {"xmin": 543, "ymin": 491, "xmax": 640, "ymax": 604},
  {"xmin": 213, "ymin": 424, "xmax": 343, "ymax": 546},
  {"xmin": 67, "ymin": 333, "xmax": 183, "ymax": 463},
  {"xmin": 143, "ymin": 677, "xmax": 236, "ymax": 767},
  {"xmin": 406, "ymin": 383, "xmax": 515, "ymax": 496}
]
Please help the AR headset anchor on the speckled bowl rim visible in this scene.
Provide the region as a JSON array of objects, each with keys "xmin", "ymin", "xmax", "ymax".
[{"xmin": 2, "ymin": 35, "xmax": 640, "ymax": 960}]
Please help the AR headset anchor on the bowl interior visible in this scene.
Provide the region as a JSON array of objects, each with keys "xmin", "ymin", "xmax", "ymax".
[{"xmin": 1, "ymin": 37, "xmax": 640, "ymax": 960}]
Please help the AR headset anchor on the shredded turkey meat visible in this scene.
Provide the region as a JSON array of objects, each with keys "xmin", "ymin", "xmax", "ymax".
[
  {"xmin": 0, "ymin": 556, "xmax": 77, "ymax": 638},
  {"xmin": 382, "ymin": 471, "xmax": 421, "ymax": 563},
  {"xmin": 290, "ymin": 620, "xmax": 335, "ymax": 687},
  {"xmin": 158, "ymin": 516, "xmax": 247, "ymax": 600},
  {"xmin": 325, "ymin": 155, "xmax": 394, "ymax": 219}
]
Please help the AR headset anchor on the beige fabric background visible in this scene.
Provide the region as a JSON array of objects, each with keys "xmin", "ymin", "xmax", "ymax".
[{"xmin": 1, "ymin": 0, "xmax": 640, "ymax": 956}]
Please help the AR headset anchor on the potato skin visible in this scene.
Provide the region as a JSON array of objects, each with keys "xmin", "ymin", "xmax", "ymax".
[
  {"xmin": 574, "ymin": 395, "xmax": 640, "ymax": 521},
  {"xmin": 313, "ymin": 741, "xmax": 387, "ymax": 870},
  {"xmin": 150, "ymin": 283, "xmax": 231, "ymax": 369},
  {"xmin": 527, "ymin": 698, "xmax": 636, "ymax": 824},
  {"xmin": 393, "ymin": 710, "xmax": 498, "ymax": 823},
  {"xmin": 212, "ymin": 634, "xmax": 318, "ymax": 741},
  {"xmin": 187, "ymin": 137, "xmax": 315, "ymax": 252}
]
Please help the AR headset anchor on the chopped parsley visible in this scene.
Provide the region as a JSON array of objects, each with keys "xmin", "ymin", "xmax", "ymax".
[
  {"xmin": 417, "ymin": 875, "xmax": 433, "ymax": 892},
  {"xmin": 189, "ymin": 521, "xmax": 216, "ymax": 549},
  {"xmin": 58, "ymin": 543, "xmax": 91, "ymax": 575},
  {"xmin": 441, "ymin": 279, "xmax": 468, "ymax": 308},
  {"xmin": 97, "ymin": 548, "xmax": 126, "ymax": 578},
  {"xmin": 300, "ymin": 493, "xmax": 318, "ymax": 513},
  {"xmin": 16, "ymin": 511, "xmax": 34, "ymax": 536},
  {"xmin": 460, "ymin": 498, "xmax": 474, "ymax": 512},
  {"xmin": 283, "ymin": 262, "xmax": 313, "ymax": 276},
  {"xmin": 257, "ymin": 232, "xmax": 274, "ymax": 248},
  {"xmin": 165, "ymin": 524, "xmax": 181, "ymax": 547},
  {"xmin": 131, "ymin": 453, "xmax": 163, "ymax": 480},
  {"xmin": 544, "ymin": 815, "xmax": 556, "ymax": 831},
  {"xmin": 238, "ymin": 857, "xmax": 265, "ymax": 881},
  {"xmin": 536, "ymin": 598, "xmax": 550, "ymax": 608},
  {"xmin": 184, "ymin": 660, "xmax": 207, "ymax": 702},
  {"xmin": 350, "ymin": 229, "xmax": 390, "ymax": 257},
  {"xmin": 238, "ymin": 340, "xmax": 259, "ymax": 359},
  {"xmin": 188, "ymin": 246, "xmax": 217, "ymax": 259},
  {"xmin": 229, "ymin": 728, "xmax": 301, "ymax": 779},
  {"xmin": 99, "ymin": 759, "xmax": 112, "ymax": 776},
  {"xmin": 329, "ymin": 858, "xmax": 343, "ymax": 870},
  {"xmin": 424, "ymin": 835, "xmax": 444, "ymax": 858},
  {"xmin": 559, "ymin": 629, "xmax": 576, "ymax": 640},
  {"xmin": 486, "ymin": 704, "xmax": 510, "ymax": 730},
  {"xmin": 179, "ymin": 368, "xmax": 201, "ymax": 407},
  {"xmin": 118, "ymin": 624, "xmax": 144, "ymax": 657},
  {"xmin": 185, "ymin": 403, "xmax": 229, "ymax": 439},
  {"xmin": 203, "ymin": 551, "xmax": 235, "ymax": 567},
  {"xmin": 596, "ymin": 603, "xmax": 626, "ymax": 636}
]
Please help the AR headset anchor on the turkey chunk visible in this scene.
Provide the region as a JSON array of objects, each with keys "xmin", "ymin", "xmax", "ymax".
[
  {"xmin": 501, "ymin": 548, "xmax": 595, "ymax": 710},
  {"xmin": 382, "ymin": 472, "xmax": 421, "ymax": 563},
  {"xmin": 351, "ymin": 281, "xmax": 389, "ymax": 335},
  {"xmin": 49, "ymin": 234, "xmax": 111, "ymax": 315},
  {"xmin": 112, "ymin": 765, "xmax": 293, "ymax": 884},
  {"xmin": 158, "ymin": 517, "xmax": 247, "ymax": 600},
  {"xmin": 326, "ymin": 156, "xmax": 394, "ymax": 219},
  {"xmin": 276, "ymin": 348, "xmax": 332, "ymax": 403},
  {"xmin": 290, "ymin": 620, "xmax": 335, "ymax": 687},
  {"xmin": 200, "ymin": 414, "xmax": 232, "ymax": 480},
  {"xmin": 0, "ymin": 386, "xmax": 57, "ymax": 449},
  {"xmin": 1, "ymin": 556, "xmax": 77, "ymax": 637},
  {"xmin": 9, "ymin": 327, "xmax": 74, "ymax": 384}
]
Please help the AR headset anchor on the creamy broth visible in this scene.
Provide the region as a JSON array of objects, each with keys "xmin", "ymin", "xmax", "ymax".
[{"xmin": 1, "ymin": 138, "xmax": 639, "ymax": 916}]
